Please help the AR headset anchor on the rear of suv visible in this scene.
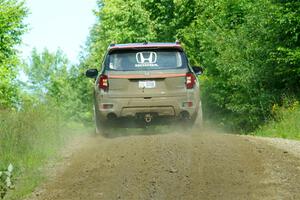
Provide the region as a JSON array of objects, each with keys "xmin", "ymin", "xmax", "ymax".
[{"xmin": 86, "ymin": 42, "xmax": 203, "ymax": 134}]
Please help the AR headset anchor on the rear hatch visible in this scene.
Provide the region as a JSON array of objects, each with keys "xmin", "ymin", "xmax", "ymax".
[{"xmin": 104, "ymin": 49, "xmax": 190, "ymax": 98}]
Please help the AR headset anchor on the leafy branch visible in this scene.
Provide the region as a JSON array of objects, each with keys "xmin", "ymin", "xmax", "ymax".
[{"xmin": 0, "ymin": 164, "xmax": 14, "ymax": 199}]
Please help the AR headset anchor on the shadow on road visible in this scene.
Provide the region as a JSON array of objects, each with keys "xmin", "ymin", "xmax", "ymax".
[{"xmin": 100, "ymin": 124, "xmax": 197, "ymax": 139}]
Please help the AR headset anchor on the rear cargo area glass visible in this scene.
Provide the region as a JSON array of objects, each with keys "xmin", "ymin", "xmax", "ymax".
[{"xmin": 106, "ymin": 50, "xmax": 187, "ymax": 71}]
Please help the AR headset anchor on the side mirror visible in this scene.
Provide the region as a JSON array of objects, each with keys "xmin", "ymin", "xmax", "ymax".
[
  {"xmin": 192, "ymin": 66, "xmax": 204, "ymax": 75},
  {"xmin": 85, "ymin": 69, "xmax": 99, "ymax": 78}
]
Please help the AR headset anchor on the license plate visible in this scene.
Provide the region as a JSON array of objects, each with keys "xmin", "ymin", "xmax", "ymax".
[{"xmin": 139, "ymin": 80, "xmax": 156, "ymax": 89}]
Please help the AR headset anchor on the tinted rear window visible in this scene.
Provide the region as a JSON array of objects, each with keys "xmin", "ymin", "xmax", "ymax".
[{"xmin": 105, "ymin": 50, "xmax": 188, "ymax": 71}]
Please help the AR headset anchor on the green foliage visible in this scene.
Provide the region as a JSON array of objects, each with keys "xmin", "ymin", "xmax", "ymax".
[
  {"xmin": 86, "ymin": 0, "xmax": 155, "ymax": 69},
  {"xmin": 1, "ymin": 47, "xmax": 92, "ymax": 198},
  {"xmin": 0, "ymin": 104, "xmax": 89, "ymax": 199},
  {"xmin": 254, "ymin": 101, "xmax": 300, "ymax": 140},
  {"xmin": 0, "ymin": 105, "xmax": 62, "ymax": 168},
  {"xmin": 0, "ymin": 0, "xmax": 27, "ymax": 108},
  {"xmin": 0, "ymin": 164, "xmax": 14, "ymax": 199},
  {"xmin": 176, "ymin": 0, "xmax": 300, "ymax": 131},
  {"xmin": 0, "ymin": 2, "xmax": 94, "ymax": 199},
  {"xmin": 268, "ymin": 1, "xmax": 300, "ymax": 95},
  {"xmin": 67, "ymin": 63, "xmax": 94, "ymax": 123},
  {"xmin": 22, "ymin": 49, "xmax": 93, "ymax": 123},
  {"xmin": 23, "ymin": 48, "xmax": 69, "ymax": 96}
]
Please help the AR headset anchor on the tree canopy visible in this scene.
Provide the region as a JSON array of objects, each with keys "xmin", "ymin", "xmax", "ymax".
[{"xmin": 0, "ymin": 0, "xmax": 27, "ymax": 109}]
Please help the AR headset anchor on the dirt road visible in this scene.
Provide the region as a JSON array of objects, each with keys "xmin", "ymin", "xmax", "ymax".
[{"xmin": 28, "ymin": 129, "xmax": 300, "ymax": 200}]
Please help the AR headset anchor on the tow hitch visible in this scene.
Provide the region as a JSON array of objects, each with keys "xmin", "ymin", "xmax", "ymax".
[{"xmin": 144, "ymin": 114, "xmax": 153, "ymax": 123}]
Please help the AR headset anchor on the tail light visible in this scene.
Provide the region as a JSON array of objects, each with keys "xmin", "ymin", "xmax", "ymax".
[
  {"xmin": 186, "ymin": 72, "xmax": 196, "ymax": 89},
  {"xmin": 99, "ymin": 74, "xmax": 109, "ymax": 91}
]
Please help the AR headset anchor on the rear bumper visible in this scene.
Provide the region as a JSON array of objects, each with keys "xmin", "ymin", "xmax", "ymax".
[{"xmin": 96, "ymin": 96, "xmax": 198, "ymax": 120}]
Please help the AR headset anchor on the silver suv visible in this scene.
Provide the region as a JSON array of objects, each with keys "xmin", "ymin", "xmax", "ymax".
[{"xmin": 86, "ymin": 42, "xmax": 203, "ymax": 134}]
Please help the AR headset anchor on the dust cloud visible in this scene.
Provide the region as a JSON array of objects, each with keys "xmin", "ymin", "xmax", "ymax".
[{"xmin": 25, "ymin": 122, "xmax": 300, "ymax": 200}]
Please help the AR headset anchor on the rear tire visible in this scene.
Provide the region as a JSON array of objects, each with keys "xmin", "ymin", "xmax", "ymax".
[{"xmin": 94, "ymin": 105, "xmax": 110, "ymax": 136}]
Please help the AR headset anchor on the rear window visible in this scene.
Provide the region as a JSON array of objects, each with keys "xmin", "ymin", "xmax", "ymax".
[{"xmin": 105, "ymin": 50, "xmax": 188, "ymax": 71}]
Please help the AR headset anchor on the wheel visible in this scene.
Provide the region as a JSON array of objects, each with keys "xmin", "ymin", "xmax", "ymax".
[{"xmin": 94, "ymin": 105, "xmax": 110, "ymax": 136}]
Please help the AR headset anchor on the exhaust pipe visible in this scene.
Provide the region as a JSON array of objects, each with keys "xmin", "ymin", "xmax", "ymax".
[
  {"xmin": 180, "ymin": 111, "xmax": 190, "ymax": 120},
  {"xmin": 107, "ymin": 113, "xmax": 117, "ymax": 121},
  {"xmin": 144, "ymin": 114, "xmax": 152, "ymax": 123}
]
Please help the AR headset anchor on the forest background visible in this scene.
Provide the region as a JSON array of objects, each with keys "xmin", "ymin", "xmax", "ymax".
[{"xmin": 0, "ymin": 0, "xmax": 299, "ymax": 198}]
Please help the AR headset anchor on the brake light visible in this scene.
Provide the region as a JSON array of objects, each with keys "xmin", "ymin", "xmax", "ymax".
[
  {"xmin": 99, "ymin": 74, "xmax": 109, "ymax": 90},
  {"xmin": 186, "ymin": 72, "xmax": 196, "ymax": 89}
]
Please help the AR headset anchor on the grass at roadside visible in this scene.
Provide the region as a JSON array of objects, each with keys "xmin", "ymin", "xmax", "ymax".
[
  {"xmin": 0, "ymin": 105, "xmax": 91, "ymax": 200},
  {"xmin": 253, "ymin": 102, "xmax": 300, "ymax": 140}
]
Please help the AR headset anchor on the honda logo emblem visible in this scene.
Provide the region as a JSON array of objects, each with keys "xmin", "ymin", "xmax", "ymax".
[{"xmin": 136, "ymin": 52, "xmax": 158, "ymax": 66}]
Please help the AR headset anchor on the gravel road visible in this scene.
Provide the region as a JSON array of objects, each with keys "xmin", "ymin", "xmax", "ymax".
[{"xmin": 27, "ymin": 129, "xmax": 300, "ymax": 200}]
